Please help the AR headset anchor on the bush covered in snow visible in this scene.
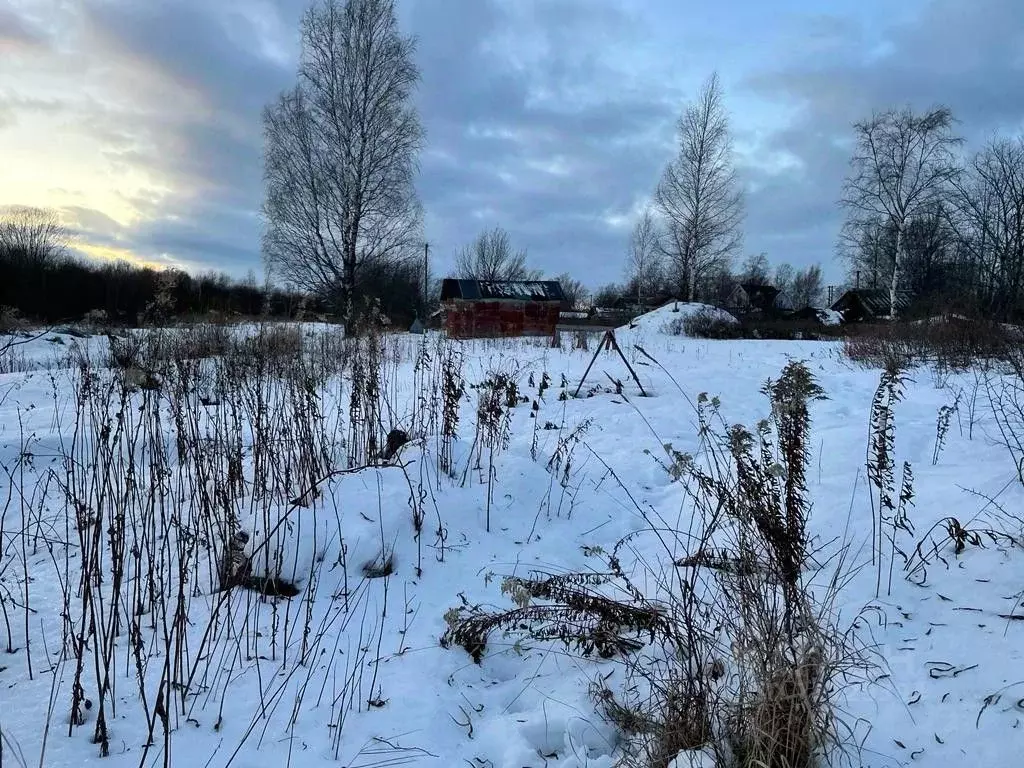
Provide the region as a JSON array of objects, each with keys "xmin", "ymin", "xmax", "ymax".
[{"xmin": 671, "ymin": 307, "xmax": 744, "ymax": 339}]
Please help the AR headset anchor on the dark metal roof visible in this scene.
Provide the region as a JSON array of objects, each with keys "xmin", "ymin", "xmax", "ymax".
[
  {"xmin": 440, "ymin": 278, "xmax": 565, "ymax": 302},
  {"xmin": 831, "ymin": 289, "xmax": 915, "ymax": 317}
]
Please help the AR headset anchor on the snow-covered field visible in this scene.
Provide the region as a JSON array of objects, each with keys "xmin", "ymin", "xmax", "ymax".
[{"xmin": 0, "ymin": 307, "xmax": 1021, "ymax": 768}]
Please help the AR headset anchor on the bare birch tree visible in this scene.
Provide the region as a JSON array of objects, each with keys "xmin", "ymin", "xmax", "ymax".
[
  {"xmin": 655, "ymin": 73, "xmax": 744, "ymax": 301},
  {"xmin": 840, "ymin": 106, "xmax": 961, "ymax": 317},
  {"xmin": 454, "ymin": 227, "xmax": 538, "ymax": 282},
  {"xmin": 262, "ymin": 0, "xmax": 423, "ymax": 318},
  {"xmin": 789, "ymin": 264, "xmax": 824, "ymax": 308},
  {"xmin": 553, "ymin": 272, "xmax": 590, "ymax": 309},
  {"xmin": 838, "ymin": 215, "xmax": 895, "ymax": 290},
  {"xmin": 626, "ymin": 208, "xmax": 662, "ymax": 305}
]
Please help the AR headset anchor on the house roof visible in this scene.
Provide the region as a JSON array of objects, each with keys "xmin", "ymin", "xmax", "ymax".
[
  {"xmin": 729, "ymin": 282, "xmax": 788, "ymax": 310},
  {"xmin": 831, "ymin": 288, "xmax": 915, "ymax": 316},
  {"xmin": 440, "ymin": 278, "xmax": 565, "ymax": 302}
]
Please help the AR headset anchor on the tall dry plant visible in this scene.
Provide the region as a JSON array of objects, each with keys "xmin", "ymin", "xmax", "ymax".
[
  {"xmin": 464, "ymin": 367, "xmax": 518, "ymax": 531},
  {"xmin": 0, "ymin": 321, "xmax": 460, "ymax": 765},
  {"xmin": 865, "ymin": 365, "xmax": 916, "ymax": 597},
  {"xmin": 443, "ymin": 360, "xmax": 873, "ymax": 768}
]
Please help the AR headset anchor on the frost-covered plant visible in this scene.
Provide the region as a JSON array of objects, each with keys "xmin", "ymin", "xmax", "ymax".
[
  {"xmin": 443, "ymin": 361, "xmax": 869, "ymax": 768},
  {"xmin": 466, "ymin": 367, "xmax": 520, "ymax": 531},
  {"xmin": 545, "ymin": 417, "xmax": 593, "ymax": 487},
  {"xmin": 538, "ymin": 371, "xmax": 551, "ymax": 399},
  {"xmin": 866, "ymin": 365, "xmax": 911, "ymax": 597},
  {"xmin": 763, "ymin": 360, "xmax": 827, "ymax": 582},
  {"xmin": 439, "ymin": 343, "xmax": 464, "ymax": 476},
  {"xmin": 932, "ymin": 400, "xmax": 958, "ymax": 465},
  {"xmin": 644, "ymin": 443, "xmax": 692, "ymax": 482},
  {"xmin": 674, "ymin": 308, "xmax": 742, "ymax": 339},
  {"xmin": 440, "ymin": 571, "xmax": 670, "ymax": 663}
]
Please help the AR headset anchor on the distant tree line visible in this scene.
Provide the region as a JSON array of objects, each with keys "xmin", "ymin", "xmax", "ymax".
[
  {"xmin": 605, "ymin": 247, "xmax": 824, "ymax": 313},
  {"xmin": 0, "ymin": 206, "xmax": 315, "ymax": 325},
  {"xmin": 0, "ymin": 205, "xmax": 436, "ymax": 327},
  {"xmin": 610, "ymin": 78, "xmax": 1024, "ymax": 322}
]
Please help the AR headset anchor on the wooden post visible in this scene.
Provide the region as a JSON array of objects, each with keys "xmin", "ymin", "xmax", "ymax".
[{"xmin": 572, "ymin": 329, "xmax": 647, "ymax": 397}]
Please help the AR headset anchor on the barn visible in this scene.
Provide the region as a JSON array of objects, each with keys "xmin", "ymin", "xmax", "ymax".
[
  {"xmin": 440, "ymin": 279, "xmax": 565, "ymax": 339},
  {"xmin": 831, "ymin": 288, "xmax": 915, "ymax": 322}
]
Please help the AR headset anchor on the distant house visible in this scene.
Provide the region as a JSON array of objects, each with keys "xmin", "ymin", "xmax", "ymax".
[
  {"xmin": 831, "ymin": 288, "xmax": 915, "ymax": 322},
  {"xmin": 727, "ymin": 282, "xmax": 792, "ymax": 317},
  {"xmin": 439, "ymin": 278, "xmax": 565, "ymax": 339}
]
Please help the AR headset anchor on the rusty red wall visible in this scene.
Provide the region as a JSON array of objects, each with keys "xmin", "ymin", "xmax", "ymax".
[{"xmin": 443, "ymin": 300, "xmax": 560, "ymax": 339}]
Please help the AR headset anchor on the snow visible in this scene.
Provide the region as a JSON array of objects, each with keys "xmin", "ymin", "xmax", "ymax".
[
  {"xmin": 816, "ymin": 308, "xmax": 844, "ymax": 326},
  {"xmin": 619, "ymin": 301, "xmax": 739, "ymax": 336},
  {"xmin": 1, "ymin": 324, "xmax": 1022, "ymax": 767},
  {"xmin": 669, "ymin": 748, "xmax": 717, "ymax": 768}
]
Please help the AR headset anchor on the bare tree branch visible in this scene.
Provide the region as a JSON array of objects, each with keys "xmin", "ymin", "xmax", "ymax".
[
  {"xmin": 0, "ymin": 206, "xmax": 69, "ymax": 266},
  {"xmin": 454, "ymin": 227, "xmax": 539, "ymax": 282},
  {"xmin": 553, "ymin": 272, "xmax": 589, "ymax": 310},
  {"xmin": 626, "ymin": 208, "xmax": 662, "ymax": 305},
  {"xmin": 951, "ymin": 137, "xmax": 1024, "ymax": 316},
  {"xmin": 789, "ymin": 265, "xmax": 824, "ymax": 308},
  {"xmin": 262, "ymin": 0, "xmax": 424, "ymax": 319},
  {"xmin": 654, "ymin": 72, "xmax": 744, "ymax": 301},
  {"xmin": 840, "ymin": 105, "xmax": 962, "ymax": 317}
]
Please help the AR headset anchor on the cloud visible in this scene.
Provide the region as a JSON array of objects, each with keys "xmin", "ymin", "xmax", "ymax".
[
  {"xmin": 17, "ymin": 0, "xmax": 304, "ymax": 273},
  {"xmin": 736, "ymin": 0, "xmax": 1024, "ymax": 272},
  {"xmin": 2, "ymin": 0, "xmax": 1023, "ymax": 291},
  {"xmin": 79, "ymin": 0, "xmax": 296, "ymax": 120},
  {"xmin": 409, "ymin": 0, "xmax": 680, "ymax": 281},
  {"xmin": 0, "ymin": 6, "xmax": 50, "ymax": 52}
]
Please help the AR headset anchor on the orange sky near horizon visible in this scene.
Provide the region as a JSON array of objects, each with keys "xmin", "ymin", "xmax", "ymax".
[{"xmin": 1, "ymin": 3, "xmax": 223, "ymax": 273}]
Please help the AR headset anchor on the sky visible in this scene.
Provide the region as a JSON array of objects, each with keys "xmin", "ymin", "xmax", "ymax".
[{"xmin": 1, "ymin": 0, "xmax": 1023, "ymax": 288}]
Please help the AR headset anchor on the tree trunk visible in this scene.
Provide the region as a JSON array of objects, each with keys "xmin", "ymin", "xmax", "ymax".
[
  {"xmin": 343, "ymin": 247, "xmax": 357, "ymax": 324},
  {"xmin": 889, "ymin": 226, "xmax": 903, "ymax": 319}
]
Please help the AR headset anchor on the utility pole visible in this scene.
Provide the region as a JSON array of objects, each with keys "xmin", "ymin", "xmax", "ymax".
[{"xmin": 423, "ymin": 242, "xmax": 430, "ymax": 317}]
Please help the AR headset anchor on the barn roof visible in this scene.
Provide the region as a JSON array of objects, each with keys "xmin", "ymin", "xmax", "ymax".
[
  {"xmin": 440, "ymin": 278, "xmax": 565, "ymax": 302},
  {"xmin": 831, "ymin": 288, "xmax": 915, "ymax": 317}
]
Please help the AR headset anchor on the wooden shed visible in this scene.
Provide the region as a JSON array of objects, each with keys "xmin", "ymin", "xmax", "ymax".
[{"xmin": 440, "ymin": 279, "xmax": 565, "ymax": 339}]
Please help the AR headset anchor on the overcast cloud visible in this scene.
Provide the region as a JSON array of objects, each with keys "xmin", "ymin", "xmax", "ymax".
[{"xmin": 1, "ymin": 0, "xmax": 1022, "ymax": 286}]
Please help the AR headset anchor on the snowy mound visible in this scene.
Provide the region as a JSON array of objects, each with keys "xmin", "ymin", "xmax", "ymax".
[
  {"xmin": 621, "ymin": 301, "xmax": 739, "ymax": 337},
  {"xmin": 815, "ymin": 308, "xmax": 843, "ymax": 326}
]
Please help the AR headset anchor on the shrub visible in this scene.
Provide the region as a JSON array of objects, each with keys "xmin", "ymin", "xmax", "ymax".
[
  {"xmin": 843, "ymin": 316, "xmax": 1014, "ymax": 371},
  {"xmin": 673, "ymin": 308, "xmax": 743, "ymax": 339},
  {"xmin": 742, "ymin": 318, "xmax": 844, "ymax": 341},
  {"xmin": 178, "ymin": 322, "xmax": 233, "ymax": 359},
  {"xmin": 106, "ymin": 331, "xmax": 145, "ymax": 370},
  {"xmin": 234, "ymin": 323, "xmax": 304, "ymax": 368},
  {"xmin": 81, "ymin": 308, "xmax": 109, "ymax": 331},
  {"xmin": 0, "ymin": 305, "xmax": 25, "ymax": 333}
]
